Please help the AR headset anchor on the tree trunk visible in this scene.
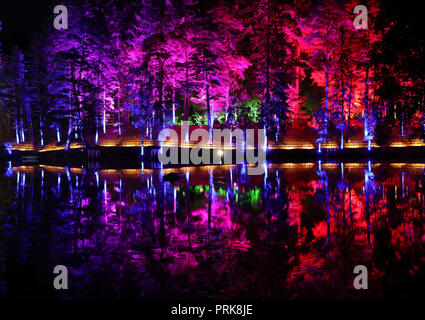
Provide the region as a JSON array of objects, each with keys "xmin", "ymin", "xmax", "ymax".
[
  {"xmin": 172, "ymin": 86, "xmax": 176, "ymax": 125},
  {"xmin": 118, "ymin": 110, "xmax": 121, "ymax": 136},
  {"xmin": 348, "ymin": 79, "xmax": 352, "ymax": 135},
  {"xmin": 141, "ymin": 129, "xmax": 145, "ymax": 156},
  {"xmin": 204, "ymin": 65, "xmax": 212, "ymax": 143},
  {"xmin": 264, "ymin": 2, "xmax": 271, "ymax": 152},
  {"xmin": 159, "ymin": 65, "xmax": 165, "ymax": 129},
  {"xmin": 340, "ymin": 28, "xmax": 346, "ymax": 150},
  {"xmin": 325, "ymin": 69, "xmax": 329, "ymax": 125},
  {"xmin": 56, "ymin": 124, "xmax": 61, "ymax": 143},
  {"xmin": 39, "ymin": 116, "xmax": 44, "ymax": 146},
  {"xmin": 364, "ymin": 63, "xmax": 370, "ymax": 149},
  {"xmin": 27, "ymin": 108, "xmax": 34, "ymax": 145},
  {"xmin": 184, "ymin": 59, "xmax": 189, "ymax": 143},
  {"xmin": 103, "ymin": 90, "xmax": 106, "ymax": 134},
  {"xmin": 65, "ymin": 118, "xmax": 73, "ymax": 151},
  {"xmin": 15, "ymin": 120, "xmax": 20, "ymax": 144}
]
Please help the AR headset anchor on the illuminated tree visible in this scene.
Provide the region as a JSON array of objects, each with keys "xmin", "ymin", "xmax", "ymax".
[
  {"xmin": 124, "ymin": 67, "xmax": 154, "ymax": 156},
  {"xmin": 6, "ymin": 0, "xmax": 425, "ymax": 153},
  {"xmin": 27, "ymin": 35, "xmax": 50, "ymax": 146},
  {"xmin": 210, "ymin": 0, "xmax": 251, "ymax": 125},
  {"xmin": 301, "ymin": 0, "xmax": 347, "ymax": 151},
  {"xmin": 0, "ymin": 20, "xmax": 10, "ymax": 144},
  {"xmin": 372, "ymin": 0, "xmax": 423, "ymax": 140},
  {"xmin": 244, "ymin": 0, "xmax": 297, "ymax": 147},
  {"xmin": 0, "ymin": 47, "xmax": 31, "ymax": 145}
]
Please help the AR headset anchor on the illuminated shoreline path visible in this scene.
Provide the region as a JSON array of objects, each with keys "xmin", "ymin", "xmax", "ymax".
[
  {"xmin": 10, "ymin": 118, "xmax": 425, "ymax": 154},
  {"xmin": 11, "ymin": 133, "xmax": 425, "ymax": 153}
]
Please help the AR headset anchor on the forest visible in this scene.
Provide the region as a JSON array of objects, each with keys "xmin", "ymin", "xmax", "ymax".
[{"xmin": 0, "ymin": 0, "xmax": 423, "ymax": 153}]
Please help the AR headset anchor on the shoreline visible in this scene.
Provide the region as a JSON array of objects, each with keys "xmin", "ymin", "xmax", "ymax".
[{"xmin": 2, "ymin": 145, "xmax": 423, "ymax": 168}]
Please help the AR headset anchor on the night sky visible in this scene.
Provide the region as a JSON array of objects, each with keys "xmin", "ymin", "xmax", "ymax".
[
  {"xmin": 0, "ymin": 0, "xmax": 55, "ymax": 53},
  {"xmin": 0, "ymin": 0, "xmax": 422, "ymax": 53}
]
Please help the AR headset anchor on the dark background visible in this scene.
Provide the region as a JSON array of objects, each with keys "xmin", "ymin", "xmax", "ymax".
[
  {"xmin": 0, "ymin": 0, "xmax": 423, "ymax": 53},
  {"xmin": 0, "ymin": 0, "xmax": 55, "ymax": 53}
]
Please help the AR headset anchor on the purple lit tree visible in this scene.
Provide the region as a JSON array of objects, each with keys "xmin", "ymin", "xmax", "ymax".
[
  {"xmin": 124, "ymin": 65, "xmax": 154, "ymax": 156},
  {"xmin": 48, "ymin": 0, "xmax": 114, "ymax": 149},
  {"xmin": 209, "ymin": 0, "xmax": 251, "ymax": 127},
  {"xmin": 27, "ymin": 34, "xmax": 56, "ymax": 147}
]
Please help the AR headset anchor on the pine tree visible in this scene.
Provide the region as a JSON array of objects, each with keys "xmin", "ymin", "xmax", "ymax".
[
  {"xmin": 0, "ymin": 47, "xmax": 31, "ymax": 145},
  {"xmin": 210, "ymin": 0, "xmax": 251, "ymax": 127},
  {"xmin": 48, "ymin": 0, "xmax": 106, "ymax": 149},
  {"xmin": 301, "ymin": 0, "xmax": 346, "ymax": 151},
  {"xmin": 124, "ymin": 66, "xmax": 154, "ymax": 156},
  {"xmin": 27, "ymin": 34, "xmax": 55, "ymax": 146},
  {"xmin": 0, "ymin": 20, "xmax": 8, "ymax": 144},
  {"xmin": 244, "ymin": 0, "xmax": 296, "ymax": 148}
]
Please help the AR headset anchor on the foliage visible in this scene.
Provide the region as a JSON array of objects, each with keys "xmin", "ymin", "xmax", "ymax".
[{"xmin": 0, "ymin": 0, "xmax": 422, "ymax": 151}]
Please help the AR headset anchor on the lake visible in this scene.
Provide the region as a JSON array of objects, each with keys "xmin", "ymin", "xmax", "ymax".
[{"xmin": 1, "ymin": 161, "xmax": 424, "ymax": 299}]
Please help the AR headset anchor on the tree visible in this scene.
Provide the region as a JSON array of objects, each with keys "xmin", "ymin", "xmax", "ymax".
[
  {"xmin": 102, "ymin": 0, "xmax": 137, "ymax": 136},
  {"xmin": 27, "ymin": 34, "xmax": 56, "ymax": 146},
  {"xmin": 123, "ymin": 0, "xmax": 168, "ymax": 150},
  {"xmin": 210, "ymin": 0, "xmax": 251, "ymax": 126},
  {"xmin": 371, "ymin": 0, "xmax": 423, "ymax": 140},
  {"xmin": 168, "ymin": 2, "xmax": 202, "ymax": 142},
  {"xmin": 244, "ymin": 0, "xmax": 296, "ymax": 148},
  {"xmin": 191, "ymin": 18, "xmax": 223, "ymax": 141},
  {"xmin": 48, "ymin": 0, "xmax": 109, "ymax": 149},
  {"xmin": 124, "ymin": 66, "xmax": 154, "ymax": 156},
  {"xmin": 0, "ymin": 47, "xmax": 31, "ymax": 145},
  {"xmin": 356, "ymin": 0, "xmax": 380, "ymax": 150},
  {"xmin": 301, "ymin": 0, "xmax": 347, "ymax": 151}
]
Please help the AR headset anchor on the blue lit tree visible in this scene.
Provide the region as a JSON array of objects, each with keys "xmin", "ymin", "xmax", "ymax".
[
  {"xmin": 124, "ymin": 67, "xmax": 154, "ymax": 156},
  {"xmin": 0, "ymin": 47, "xmax": 31, "ymax": 145}
]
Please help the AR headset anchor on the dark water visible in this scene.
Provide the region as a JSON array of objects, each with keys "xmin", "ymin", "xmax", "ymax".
[{"xmin": 1, "ymin": 161, "xmax": 425, "ymax": 300}]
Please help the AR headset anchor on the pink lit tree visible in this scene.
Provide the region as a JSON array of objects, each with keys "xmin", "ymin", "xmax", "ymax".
[
  {"xmin": 210, "ymin": 0, "xmax": 251, "ymax": 126},
  {"xmin": 244, "ymin": 0, "xmax": 297, "ymax": 146},
  {"xmin": 300, "ymin": 0, "xmax": 346, "ymax": 152}
]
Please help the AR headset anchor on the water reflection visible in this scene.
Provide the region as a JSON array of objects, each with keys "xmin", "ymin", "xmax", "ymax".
[{"xmin": 0, "ymin": 162, "xmax": 425, "ymax": 299}]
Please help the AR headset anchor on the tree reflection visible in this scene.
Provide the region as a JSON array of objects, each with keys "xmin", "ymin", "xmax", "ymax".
[{"xmin": 1, "ymin": 163, "xmax": 425, "ymax": 299}]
